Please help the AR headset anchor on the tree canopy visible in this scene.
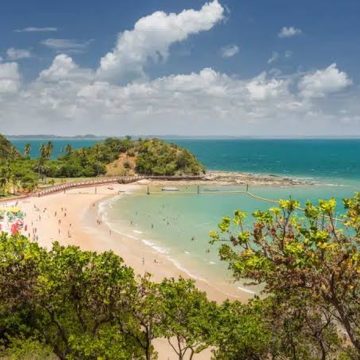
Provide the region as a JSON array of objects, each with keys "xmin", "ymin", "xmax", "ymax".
[
  {"xmin": 0, "ymin": 136, "xmax": 205, "ymax": 196},
  {"xmin": 211, "ymin": 193, "xmax": 360, "ymax": 359}
]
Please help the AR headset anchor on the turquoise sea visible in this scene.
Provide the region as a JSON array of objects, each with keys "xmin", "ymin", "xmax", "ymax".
[{"xmin": 12, "ymin": 138, "xmax": 360, "ymax": 290}]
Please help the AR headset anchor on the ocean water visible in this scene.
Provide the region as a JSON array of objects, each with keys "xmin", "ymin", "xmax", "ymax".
[
  {"xmin": 11, "ymin": 138, "xmax": 360, "ymax": 289},
  {"xmin": 169, "ymin": 139, "xmax": 360, "ymax": 185}
]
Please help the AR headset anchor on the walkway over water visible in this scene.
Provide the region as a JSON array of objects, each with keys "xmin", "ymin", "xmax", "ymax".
[{"xmin": 33, "ymin": 175, "xmax": 205, "ymax": 197}]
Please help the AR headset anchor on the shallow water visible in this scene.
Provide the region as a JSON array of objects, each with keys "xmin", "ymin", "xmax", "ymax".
[{"xmin": 102, "ymin": 183, "xmax": 357, "ymax": 292}]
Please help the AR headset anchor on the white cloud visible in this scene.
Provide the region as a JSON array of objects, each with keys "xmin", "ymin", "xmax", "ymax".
[
  {"xmin": 0, "ymin": 62, "xmax": 21, "ymax": 94},
  {"xmin": 221, "ymin": 44, "xmax": 239, "ymax": 58},
  {"xmin": 15, "ymin": 27, "xmax": 58, "ymax": 33},
  {"xmin": 97, "ymin": 0, "xmax": 224, "ymax": 82},
  {"xmin": 278, "ymin": 26, "xmax": 302, "ymax": 38},
  {"xmin": 0, "ymin": 60, "xmax": 356, "ymax": 135},
  {"xmin": 41, "ymin": 39, "xmax": 92, "ymax": 53},
  {"xmin": 267, "ymin": 51, "xmax": 279, "ymax": 64},
  {"xmin": 0, "ymin": 2, "xmax": 358, "ymax": 136},
  {"xmin": 299, "ymin": 63, "xmax": 352, "ymax": 98},
  {"xmin": 6, "ymin": 48, "xmax": 32, "ymax": 60},
  {"xmin": 267, "ymin": 50, "xmax": 293, "ymax": 65},
  {"xmin": 246, "ymin": 72, "xmax": 289, "ymax": 100},
  {"xmin": 284, "ymin": 50, "xmax": 293, "ymax": 58},
  {"xmin": 39, "ymin": 54, "xmax": 93, "ymax": 82}
]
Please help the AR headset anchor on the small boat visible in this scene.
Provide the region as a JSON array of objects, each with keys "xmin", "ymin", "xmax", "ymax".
[{"xmin": 161, "ymin": 187, "xmax": 179, "ymax": 192}]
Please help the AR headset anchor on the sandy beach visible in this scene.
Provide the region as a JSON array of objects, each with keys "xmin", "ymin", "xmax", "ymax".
[
  {"xmin": 18, "ymin": 182, "xmax": 252, "ymax": 300},
  {"xmin": 9, "ymin": 182, "xmax": 254, "ymax": 359}
]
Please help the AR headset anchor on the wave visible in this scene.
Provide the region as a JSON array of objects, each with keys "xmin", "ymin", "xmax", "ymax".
[
  {"xmin": 141, "ymin": 239, "xmax": 169, "ymax": 255},
  {"xmin": 98, "ymin": 190, "xmax": 259, "ymax": 296},
  {"xmin": 237, "ymin": 286, "xmax": 256, "ymax": 295}
]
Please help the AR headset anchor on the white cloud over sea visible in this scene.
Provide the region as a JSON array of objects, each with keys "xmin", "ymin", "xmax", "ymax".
[{"xmin": 0, "ymin": 1, "xmax": 358, "ymax": 136}]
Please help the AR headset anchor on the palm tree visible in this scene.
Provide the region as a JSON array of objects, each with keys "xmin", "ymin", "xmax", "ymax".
[
  {"xmin": 65, "ymin": 144, "xmax": 73, "ymax": 156},
  {"xmin": 39, "ymin": 144, "xmax": 47, "ymax": 161},
  {"xmin": 23, "ymin": 143, "xmax": 31, "ymax": 158},
  {"xmin": 38, "ymin": 144, "xmax": 48, "ymax": 181},
  {"xmin": 46, "ymin": 141, "xmax": 54, "ymax": 159}
]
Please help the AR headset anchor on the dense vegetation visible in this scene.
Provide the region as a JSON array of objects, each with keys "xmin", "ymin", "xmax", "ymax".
[
  {"xmin": 0, "ymin": 136, "xmax": 205, "ymax": 196},
  {"xmin": 1, "ymin": 194, "xmax": 360, "ymax": 359},
  {"xmin": 0, "ymin": 135, "xmax": 21, "ymax": 160},
  {"xmin": 211, "ymin": 193, "xmax": 360, "ymax": 359}
]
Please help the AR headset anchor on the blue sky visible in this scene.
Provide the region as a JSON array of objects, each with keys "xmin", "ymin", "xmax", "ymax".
[{"xmin": 0, "ymin": 0, "xmax": 359, "ymax": 136}]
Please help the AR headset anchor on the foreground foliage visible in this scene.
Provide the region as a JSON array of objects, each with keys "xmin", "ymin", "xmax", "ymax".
[
  {"xmin": 211, "ymin": 193, "xmax": 360, "ymax": 359},
  {"xmin": 1, "ymin": 194, "xmax": 360, "ymax": 359},
  {"xmin": 0, "ymin": 234, "xmax": 217, "ymax": 359}
]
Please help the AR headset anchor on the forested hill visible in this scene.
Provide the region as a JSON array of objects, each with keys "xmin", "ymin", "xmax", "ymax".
[
  {"xmin": 46, "ymin": 137, "xmax": 205, "ymax": 177},
  {"xmin": 0, "ymin": 135, "xmax": 21, "ymax": 160},
  {"xmin": 0, "ymin": 136, "xmax": 205, "ymax": 195}
]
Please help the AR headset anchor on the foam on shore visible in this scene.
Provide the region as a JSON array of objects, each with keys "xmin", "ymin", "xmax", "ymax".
[{"xmin": 97, "ymin": 189, "xmax": 258, "ymax": 296}]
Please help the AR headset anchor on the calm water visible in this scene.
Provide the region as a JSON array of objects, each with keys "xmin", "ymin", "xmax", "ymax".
[
  {"xmin": 103, "ymin": 183, "xmax": 356, "ymax": 292},
  {"xmin": 12, "ymin": 138, "xmax": 360, "ymax": 288}
]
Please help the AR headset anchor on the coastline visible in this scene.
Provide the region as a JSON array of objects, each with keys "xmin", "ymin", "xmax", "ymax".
[
  {"xmin": 17, "ymin": 183, "xmax": 253, "ymax": 303},
  {"xmin": 2, "ymin": 169, "xmax": 320, "ymax": 301},
  {"xmin": 8, "ymin": 173, "xmax": 349, "ymax": 359}
]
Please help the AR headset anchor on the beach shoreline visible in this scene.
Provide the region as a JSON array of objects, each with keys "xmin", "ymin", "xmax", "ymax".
[
  {"xmin": 6, "ymin": 178, "xmax": 338, "ymax": 359},
  {"xmin": 15, "ymin": 183, "xmax": 253, "ymax": 303}
]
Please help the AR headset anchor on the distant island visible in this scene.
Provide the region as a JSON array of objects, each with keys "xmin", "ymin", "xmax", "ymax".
[{"xmin": 7, "ymin": 134, "xmax": 102, "ymax": 140}]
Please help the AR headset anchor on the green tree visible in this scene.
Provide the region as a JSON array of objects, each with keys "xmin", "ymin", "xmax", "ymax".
[
  {"xmin": 0, "ymin": 235, "xmax": 144, "ymax": 359},
  {"xmin": 213, "ymin": 299, "xmax": 272, "ymax": 360},
  {"xmin": 23, "ymin": 144, "xmax": 31, "ymax": 158},
  {"xmin": 64, "ymin": 144, "xmax": 73, "ymax": 156},
  {"xmin": 158, "ymin": 278, "xmax": 216, "ymax": 359},
  {"xmin": 126, "ymin": 275, "xmax": 162, "ymax": 360},
  {"xmin": 46, "ymin": 141, "xmax": 54, "ymax": 159},
  {"xmin": 210, "ymin": 194, "xmax": 360, "ymax": 357}
]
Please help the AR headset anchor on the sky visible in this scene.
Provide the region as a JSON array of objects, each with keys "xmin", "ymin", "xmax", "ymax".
[{"xmin": 0, "ymin": 0, "xmax": 360, "ymax": 137}]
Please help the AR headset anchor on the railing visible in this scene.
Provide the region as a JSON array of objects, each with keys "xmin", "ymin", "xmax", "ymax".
[{"xmin": 32, "ymin": 175, "xmax": 205, "ymax": 197}]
